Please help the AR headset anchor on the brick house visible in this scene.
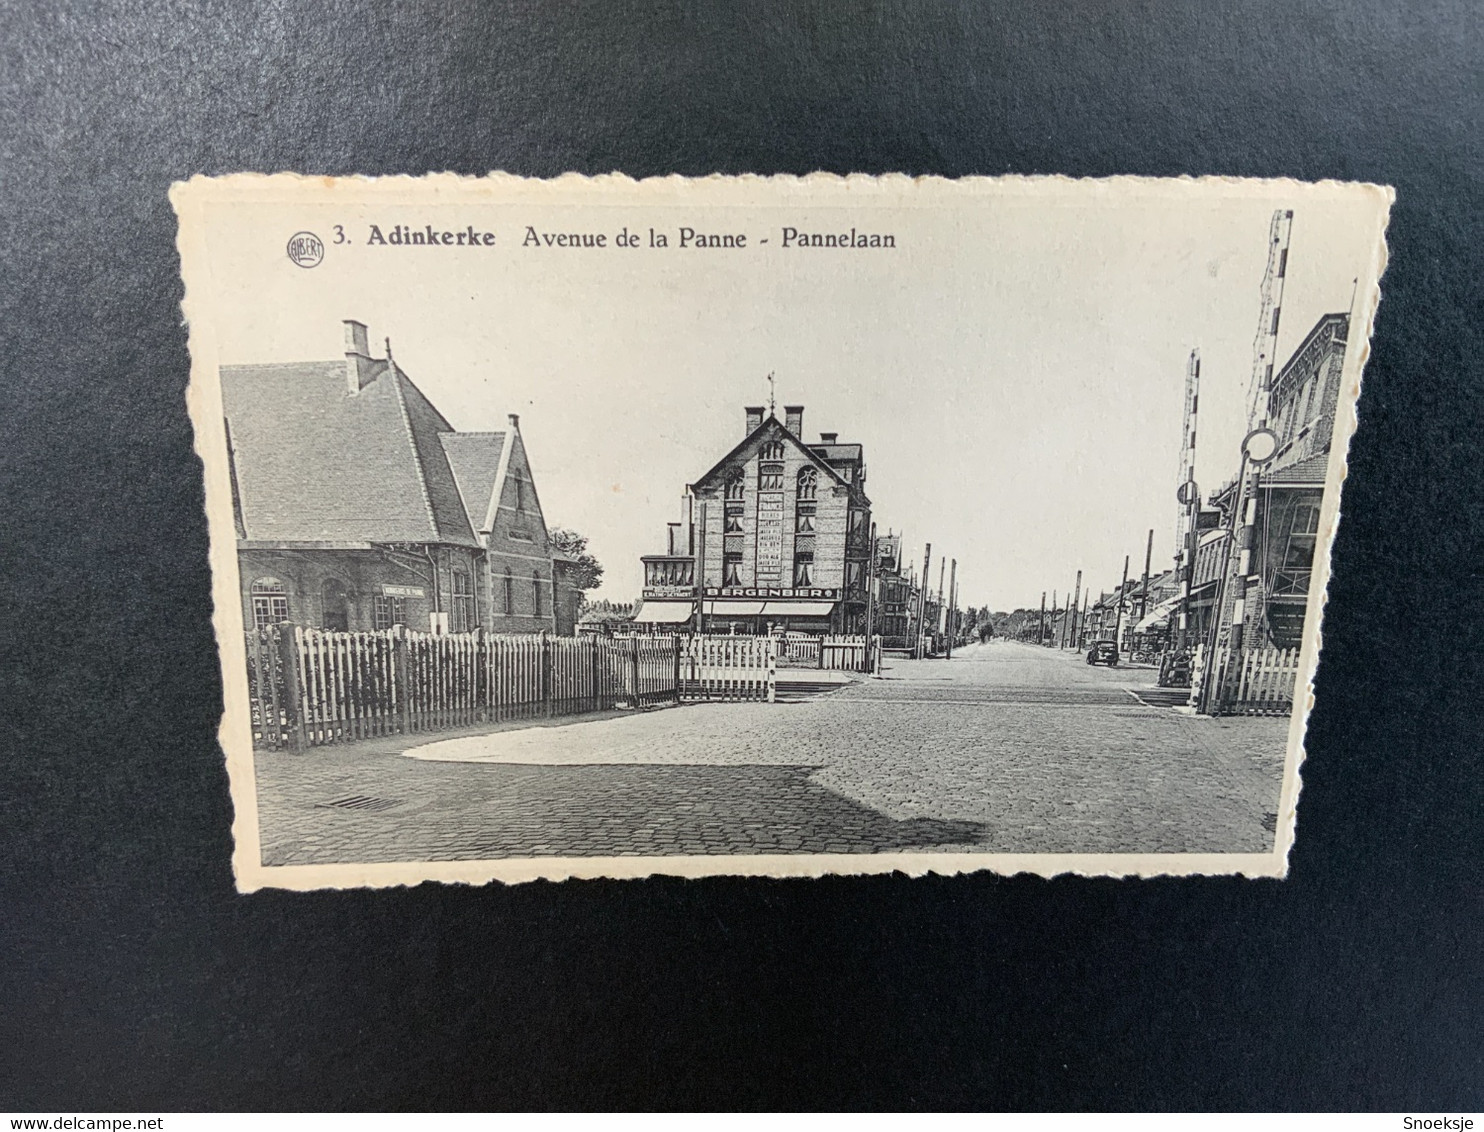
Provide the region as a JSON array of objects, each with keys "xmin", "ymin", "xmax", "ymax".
[
  {"xmin": 637, "ymin": 404, "xmax": 873, "ymax": 634},
  {"xmin": 225, "ymin": 319, "xmax": 573, "ymax": 635}
]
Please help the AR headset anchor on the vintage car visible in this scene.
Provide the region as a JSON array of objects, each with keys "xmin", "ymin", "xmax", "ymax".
[{"xmin": 1086, "ymin": 640, "xmax": 1120, "ymax": 666}]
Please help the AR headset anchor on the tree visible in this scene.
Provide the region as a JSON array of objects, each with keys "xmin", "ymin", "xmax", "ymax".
[{"xmin": 547, "ymin": 527, "xmax": 604, "ymax": 591}]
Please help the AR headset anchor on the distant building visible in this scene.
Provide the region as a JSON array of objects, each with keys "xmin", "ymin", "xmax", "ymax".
[
  {"xmin": 637, "ymin": 404, "xmax": 873, "ymax": 634},
  {"xmin": 226, "ymin": 319, "xmax": 576, "ymax": 636}
]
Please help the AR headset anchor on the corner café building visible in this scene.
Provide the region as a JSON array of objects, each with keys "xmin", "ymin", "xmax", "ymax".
[{"xmin": 636, "ymin": 402, "xmax": 874, "ymax": 634}]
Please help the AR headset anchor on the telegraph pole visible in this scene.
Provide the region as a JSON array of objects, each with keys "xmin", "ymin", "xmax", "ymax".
[
  {"xmin": 916, "ymin": 543, "xmax": 932, "ymax": 659},
  {"xmin": 1070, "ymin": 569, "xmax": 1082, "ymax": 651},
  {"xmin": 1114, "ymin": 554, "xmax": 1130, "ymax": 657},
  {"xmin": 1038, "ymin": 591, "xmax": 1046, "ymax": 646},
  {"xmin": 945, "ymin": 558, "xmax": 957, "ymax": 659},
  {"xmin": 864, "ymin": 521, "xmax": 878, "ymax": 672},
  {"xmin": 1139, "ymin": 528, "xmax": 1154, "ymax": 623}
]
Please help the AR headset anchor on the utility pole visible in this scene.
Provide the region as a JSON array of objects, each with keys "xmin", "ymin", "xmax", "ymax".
[
  {"xmin": 916, "ymin": 542, "xmax": 932, "ymax": 659},
  {"xmin": 1081, "ymin": 590, "xmax": 1090, "ymax": 650},
  {"xmin": 864, "ymin": 522, "xmax": 878, "ymax": 672},
  {"xmin": 937, "ymin": 556, "xmax": 947, "ymax": 642},
  {"xmin": 1175, "ymin": 348, "xmax": 1201, "ymax": 651},
  {"xmin": 1139, "ymin": 528, "xmax": 1154, "ymax": 623},
  {"xmin": 693, "ymin": 496, "xmax": 707, "ymax": 635},
  {"xmin": 1070, "ymin": 569, "xmax": 1082, "ymax": 651},
  {"xmin": 1050, "ymin": 590, "xmax": 1058, "ymax": 648},
  {"xmin": 1038, "ymin": 591, "xmax": 1046, "ymax": 646},
  {"xmin": 945, "ymin": 559, "xmax": 957, "ymax": 659},
  {"xmin": 1114, "ymin": 554, "xmax": 1130, "ymax": 656}
]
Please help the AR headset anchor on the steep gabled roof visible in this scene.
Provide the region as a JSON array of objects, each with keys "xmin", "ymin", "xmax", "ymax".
[
  {"xmin": 222, "ymin": 358, "xmax": 480, "ymax": 547},
  {"xmin": 1260, "ymin": 452, "xmax": 1329, "ymax": 487},
  {"xmin": 439, "ymin": 432, "xmax": 506, "ymax": 533},
  {"xmin": 692, "ymin": 414, "xmax": 850, "ymax": 493}
]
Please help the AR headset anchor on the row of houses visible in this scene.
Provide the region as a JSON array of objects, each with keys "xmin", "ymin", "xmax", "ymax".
[
  {"xmin": 225, "ymin": 319, "xmax": 584, "ymax": 638},
  {"xmin": 1069, "ymin": 310, "xmax": 1348, "ymax": 657}
]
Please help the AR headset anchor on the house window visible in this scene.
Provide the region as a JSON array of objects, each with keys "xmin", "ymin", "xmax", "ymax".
[
  {"xmin": 502, "ymin": 570, "xmax": 514, "ymax": 615},
  {"xmin": 848, "ymin": 509, "xmax": 867, "ymax": 542},
  {"xmin": 250, "ymin": 578, "xmax": 289, "ymax": 629},
  {"xmin": 532, "ymin": 571, "xmax": 543, "ymax": 618},
  {"xmin": 723, "ymin": 553, "xmax": 743, "ymax": 586},
  {"xmin": 451, "ymin": 568, "xmax": 475, "ymax": 633},
  {"xmin": 725, "ymin": 500, "xmax": 744, "ymax": 533},
  {"xmin": 759, "ymin": 463, "xmax": 784, "ymax": 490},
  {"xmin": 796, "ymin": 502, "xmax": 816, "ymax": 533},
  {"xmin": 510, "ymin": 528, "xmax": 533, "ymax": 542},
  {"xmin": 761, "ymin": 440, "xmax": 785, "ymax": 461},
  {"xmin": 846, "ymin": 562, "xmax": 864, "ymax": 591},
  {"xmin": 514, "ymin": 477, "xmax": 526, "ymax": 512},
  {"xmin": 373, "ymin": 594, "xmax": 406, "ymax": 630},
  {"xmin": 725, "ymin": 473, "xmax": 745, "ymax": 501},
  {"xmin": 793, "ymin": 552, "xmax": 814, "ymax": 587},
  {"xmin": 797, "ymin": 467, "xmax": 817, "ymax": 500}
]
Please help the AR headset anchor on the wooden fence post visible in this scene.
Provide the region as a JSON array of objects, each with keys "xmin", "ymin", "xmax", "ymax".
[
  {"xmin": 276, "ymin": 623, "xmax": 306, "ymax": 752},
  {"xmin": 766, "ymin": 638, "xmax": 777, "ymax": 704},
  {"xmin": 672, "ymin": 635, "xmax": 682, "ymax": 705},
  {"xmin": 629, "ymin": 635, "xmax": 642, "ymax": 708},
  {"xmin": 394, "ymin": 626, "xmax": 412, "ymax": 735},
  {"xmin": 541, "ymin": 631, "xmax": 553, "ymax": 718}
]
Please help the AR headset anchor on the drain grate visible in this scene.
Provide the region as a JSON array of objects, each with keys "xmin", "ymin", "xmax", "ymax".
[
  {"xmin": 1261, "ymin": 811, "xmax": 1278, "ymax": 833},
  {"xmin": 316, "ymin": 794, "xmax": 403, "ymax": 813}
]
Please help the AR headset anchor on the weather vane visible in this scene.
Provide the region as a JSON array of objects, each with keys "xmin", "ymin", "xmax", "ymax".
[{"xmin": 766, "ymin": 371, "xmax": 776, "ymax": 415}]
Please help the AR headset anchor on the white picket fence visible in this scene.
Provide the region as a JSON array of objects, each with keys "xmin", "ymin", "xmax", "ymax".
[
  {"xmin": 1195, "ymin": 644, "xmax": 1300, "ymax": 716},
  {"xmin": 775, "ymin": 634, "xmax": 873, "ymax": 672},
  {"xmin": 680, "ymin": 636, "xmax": 776, "ymax": 702}
]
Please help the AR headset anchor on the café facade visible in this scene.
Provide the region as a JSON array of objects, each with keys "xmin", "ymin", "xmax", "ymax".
[{"xmin": 636, "ymin": 403, "xmax": 873, "ymax": 635}]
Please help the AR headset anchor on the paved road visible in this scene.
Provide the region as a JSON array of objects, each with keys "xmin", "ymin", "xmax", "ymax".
[{"xmin": 255, "ymin": 639, "xmax": 1290, "ymax": 863}]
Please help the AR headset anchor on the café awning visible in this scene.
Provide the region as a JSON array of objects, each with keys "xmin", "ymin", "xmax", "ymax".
[
  {"xmin": 759, "ymin": 601, "xmax": 836, "ymax": 617},
  {"xmin": 705, "ymin": 600, "xmax": 766, "ymax": 616},
  {"xmin": 632, "ymin": 600, "xmax": 694, "ymax": 624},
  {"xmin": 1135, "ymin": 595, "xmax": 1183, "ymax": 633}
]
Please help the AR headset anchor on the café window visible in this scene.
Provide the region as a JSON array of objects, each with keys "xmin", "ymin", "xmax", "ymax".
[
  {"xmin": 795, "ymin": 502, "xmax": 816, "ymax": 533},
  {"xmin": 793, "ymin": 552, "xmax": 814, "ymax": 587},
  {"xmin": 723, "ymin": 552, "xmax": 743, "ymax": 586},
  {"xmin": 759, "ymin": 462, "xmax": 784, "ymax": 491},
  {"xmin": 373, "ymin": 594, "xmax": 406, "ymax": 631},
  {"xmin": 761, "ymin": 440, "xmax": 785, "ymax": 461},
  {"xmin": 725, "ymin": 500, "xmax": 744, "ymax": 533},
  {"xmin": 796, "ymin": 467, "xmax": 817, "ymax": 500},
  {"xmin": 250, "ymin": 578, "xmax": 288, "ymax": 629},
  {"xmin": 725, "ymin": 473, "xmax": 745, "ymax": 501},
  {"xmin": 451, "ymin": 569, "xmax": 475, "ymax": 633}
]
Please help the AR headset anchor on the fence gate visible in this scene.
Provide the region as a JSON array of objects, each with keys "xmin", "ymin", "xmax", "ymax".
[{"xmin": 680, "ymin": 636, "xmax": 776, "ymax": 702}]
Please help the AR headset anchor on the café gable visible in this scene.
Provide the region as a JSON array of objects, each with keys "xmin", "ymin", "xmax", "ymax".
[{"xmin": 637, "ymin": 404, "xmax": 873, "ymax": 635}]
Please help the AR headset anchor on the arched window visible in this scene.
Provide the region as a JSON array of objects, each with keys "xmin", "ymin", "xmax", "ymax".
[
  {"xmin": 502, "ymin": 569, "xmax": 514, "ymax": 615},
  {"xmin": 796, "ymin": 467, "xmax": 817, "ymax": 500},
  {"xmin": 250, "ymin": 578, "xmax": 288, "ymax": 629},
  {"xmin": 532, "ymin": 570, "xmax": 544, "ymax": 618},
  {"xmin": 321, "ymin": 578, "xmax": 349, "ymax": 632},
  {"xmin": 761, "ymin": 440, "xmax": 785, "ymax": 461},
  {"xmin": 725, "ymin": 472, "xmax": 745, "ymax": 500}
]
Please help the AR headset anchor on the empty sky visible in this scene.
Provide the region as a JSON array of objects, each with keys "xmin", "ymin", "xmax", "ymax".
[{"xmin": 193, "ymin": 176, "xmax": 1386, "ymax": 610}]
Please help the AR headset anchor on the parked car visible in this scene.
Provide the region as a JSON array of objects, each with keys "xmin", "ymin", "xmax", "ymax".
[{"xmin": 1086, "ymin": 640, "xmax": 1119, "ymax": 666}]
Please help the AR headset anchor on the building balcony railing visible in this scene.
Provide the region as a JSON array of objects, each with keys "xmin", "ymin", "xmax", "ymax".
[{"xmin": 641, "ymin": 556, "xmax": 694, "ymax": 588}]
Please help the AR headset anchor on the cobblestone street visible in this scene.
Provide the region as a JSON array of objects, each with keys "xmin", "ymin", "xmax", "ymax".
[{"xmin": 254, "ymin": 640, "xmax": 1289, "ymax": 864}]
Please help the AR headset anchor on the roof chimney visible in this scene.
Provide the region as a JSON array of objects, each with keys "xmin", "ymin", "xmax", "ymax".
[
  {"xmin": 819, "ymin": 432, "xmax": 838, "ymax": 444},
  {"xmin": 784, "ymin": 405, "xmax": 804, "ymax": 435},
  {"xmin": 343, "ymin": 319, "xmax": 377, "ymax": 393},
  {"xmin": 744, "ymin": 406, "xmax": 764, "ymax": 435},
  {"xmin": 508, "ymin": 413, "xmax": 521, "ymax": 431}
]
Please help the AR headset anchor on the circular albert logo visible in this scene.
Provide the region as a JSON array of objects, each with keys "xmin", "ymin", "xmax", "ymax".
[{"xmin": 286, "ymin": 231, "xmax": 325, "ymax": 268}]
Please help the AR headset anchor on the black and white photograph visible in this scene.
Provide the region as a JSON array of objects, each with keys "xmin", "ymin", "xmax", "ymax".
[{"xmin": 175, "ymin": 173, "xmax": 1390, "ymax": 889}]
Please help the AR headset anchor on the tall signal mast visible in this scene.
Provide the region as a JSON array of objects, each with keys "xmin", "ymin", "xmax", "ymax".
[
  {"xmin": 1200, "ymin": 208, "xmax": 1293, "ymax": 710},
  {"xmin": 1174, "ymin": 348, "xmax": 1200, "ymax": 648}
]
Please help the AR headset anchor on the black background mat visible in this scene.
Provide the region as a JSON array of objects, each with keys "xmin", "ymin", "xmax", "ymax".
[{"xmin": 1, "ymin": 0, "xmax": 1480, "ymax": 1110}]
